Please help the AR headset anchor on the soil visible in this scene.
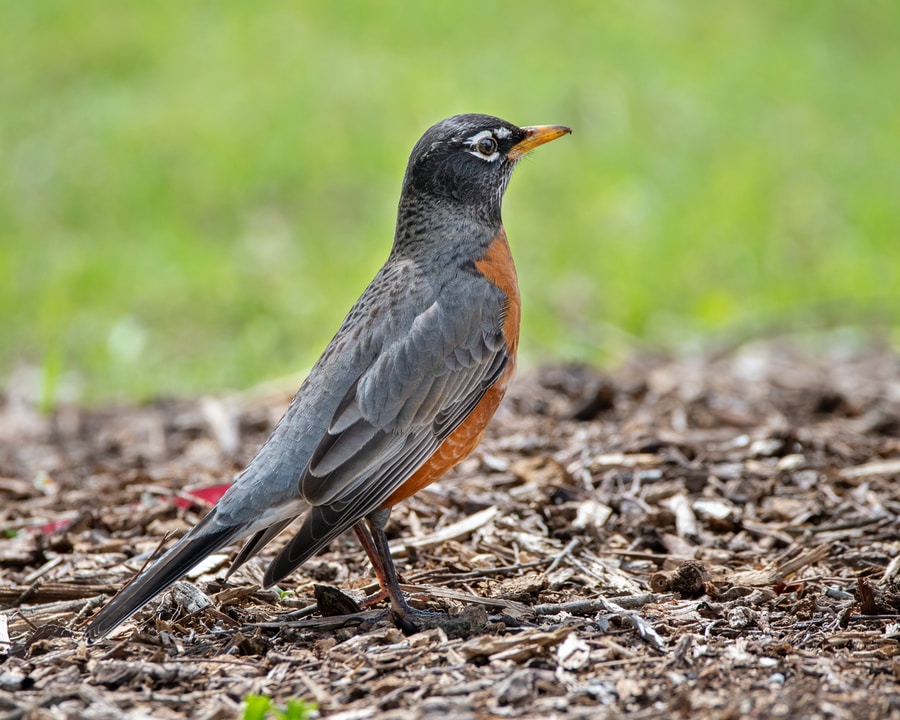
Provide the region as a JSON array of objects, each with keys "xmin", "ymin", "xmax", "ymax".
[{"xmin": 2, "ymin": 337, "xmax": 900, "ymax": 719}]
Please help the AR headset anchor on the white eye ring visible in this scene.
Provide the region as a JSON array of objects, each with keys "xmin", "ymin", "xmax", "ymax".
[
  {"xmin": 475, "ymin": 135, "xmax": 497, "ymax": 156},
  {"xmin": 467, "ymin": 130, "xmax": 500, "ymax": 162}
]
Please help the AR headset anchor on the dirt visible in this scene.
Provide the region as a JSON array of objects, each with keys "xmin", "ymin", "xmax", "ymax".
[{"xmin": 1, "ymin": 337, "xmax": 899, "ymax": 719}]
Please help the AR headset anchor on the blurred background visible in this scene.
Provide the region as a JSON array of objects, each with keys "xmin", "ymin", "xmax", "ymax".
[{"xmin": 2, "ymin": 1, "xmax": 898, "ymax": 404}]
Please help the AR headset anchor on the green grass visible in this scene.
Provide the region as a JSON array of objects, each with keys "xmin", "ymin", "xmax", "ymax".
[
  {"xmin": 2, "ymin": 2, "xmax": 898, "ymax": 402},
  {"xmin": 242, "ymin": 694, "xmax": 315, "ymax": 720}
]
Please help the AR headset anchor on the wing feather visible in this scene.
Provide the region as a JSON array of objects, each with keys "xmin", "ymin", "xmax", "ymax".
[{"xmin": 265, "ymin": 281, "xmax": 512, "ymax": 585}]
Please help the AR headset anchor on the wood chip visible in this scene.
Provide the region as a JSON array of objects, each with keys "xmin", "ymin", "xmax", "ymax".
[
  {"xmin": 3, "ymin": 343, "xmax": 900, "ymax": 718},
  {"xmin": 389, "ymin": 506, "xmax": 499, "ymax": 555},
  {"xmin": 838, "ymin": 458, "xmax": 900, "ymax": 480}
]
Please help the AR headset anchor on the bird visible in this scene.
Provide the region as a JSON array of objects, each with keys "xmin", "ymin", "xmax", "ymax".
[{"xmin": 85, "ymin": 113, "xmax": 570, "ymax": 641}]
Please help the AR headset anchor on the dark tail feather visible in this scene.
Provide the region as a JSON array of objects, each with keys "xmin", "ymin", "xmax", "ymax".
[
  {"xmin": 263, "ymin": 506, "xmax": 360, "ymax": 588},
  {"xmin": 225, "ymin": 517, "xmax": 294, "ymax": 578},
  {"xmin": 85, "ymin": 514, "xmax": 238, "ymax": 642}
]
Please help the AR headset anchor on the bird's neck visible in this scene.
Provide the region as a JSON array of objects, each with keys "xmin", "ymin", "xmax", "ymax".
[{"xmin": 391, "ymin": 191, "xmax": 502, "ymax": 263}]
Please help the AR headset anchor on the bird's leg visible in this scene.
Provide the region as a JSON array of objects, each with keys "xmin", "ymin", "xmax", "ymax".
[
  {"xmin": 354, "ymin": 509, "xmax": 442, "ymax": 633},
  {"xmin": 353, "ymin": 509, "xmax": 415, "ymax": 616},
  {"xmin": 352, "ymin": 520, "xmax": 390, "ymax": 608}
]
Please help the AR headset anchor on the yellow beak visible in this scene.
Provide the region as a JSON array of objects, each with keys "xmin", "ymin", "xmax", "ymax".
[{"xmin": 509, "ymin": 124, "xmax": 572, "ymax": 160}]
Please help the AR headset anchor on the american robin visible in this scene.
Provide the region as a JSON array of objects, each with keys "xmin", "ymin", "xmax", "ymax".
[{"xmin": 85, "ymin": 113, "xmax": 570, "ymax": 640}]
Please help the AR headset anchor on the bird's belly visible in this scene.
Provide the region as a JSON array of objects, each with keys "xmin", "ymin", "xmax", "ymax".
[{"xmin": 379, "ymin": 361, "xmax": 515, "ymax": 508}]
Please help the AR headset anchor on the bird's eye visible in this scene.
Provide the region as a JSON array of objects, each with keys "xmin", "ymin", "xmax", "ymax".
[{"xmin": 475, "ymin": 135, "xmax": 498, "ymax": 157}]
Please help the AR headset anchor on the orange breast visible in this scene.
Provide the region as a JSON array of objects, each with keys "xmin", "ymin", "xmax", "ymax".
[
  {"xmin": 380, "ymin": 229, "xmax": 520, "ymax": 509},
  {"xmin": 474, "ymin": 227, "xmax": 520, "ymax": 356}
]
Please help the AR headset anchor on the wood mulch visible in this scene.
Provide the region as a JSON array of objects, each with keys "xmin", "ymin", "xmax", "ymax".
[{"xmin": 1, "ymin": 337, "xmax": 899, "ymax": 719}]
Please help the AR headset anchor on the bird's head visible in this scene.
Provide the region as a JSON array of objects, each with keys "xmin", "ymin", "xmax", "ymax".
[{"xmin": 400, "ymin": 114, "xmax": 571, "ymax": 222}]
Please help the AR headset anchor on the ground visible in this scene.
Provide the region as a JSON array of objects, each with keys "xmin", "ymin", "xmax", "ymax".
[{"xmin": 2, "ymin": 338, "xmax": 899, "ymax": 719}]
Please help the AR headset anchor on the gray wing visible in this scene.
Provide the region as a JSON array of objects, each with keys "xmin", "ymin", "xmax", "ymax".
[{"xmin": 263, "ymin": 283, "xmax": 510, "ymax": 586}]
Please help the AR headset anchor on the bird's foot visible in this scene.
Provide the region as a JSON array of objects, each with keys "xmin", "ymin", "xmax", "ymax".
[
  {"xmin": 387, "ymin": 605, "xmax": 447, "ymax": 636},
  {"xmin": 358, "ymin": 587, "xmax": 389, "ymax": 609},
  {"xmin": 385, "ymin": 602, "xmax": 498, "ymax": 638},
  {"xmin": 357, "ymin": 586, "xmax": 442, "ymax": 634}
]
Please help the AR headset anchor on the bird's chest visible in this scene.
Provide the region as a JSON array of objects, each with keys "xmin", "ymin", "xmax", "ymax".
[{"xmin": 473, "ymin": 228, "xmax": 521, "ymax": 356}]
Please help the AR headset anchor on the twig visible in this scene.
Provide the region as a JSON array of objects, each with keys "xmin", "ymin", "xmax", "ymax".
[
  {"xmin": 532, "ymin": 593, "xmax": 662, "ymax": 616},
  {"xmin": 403, "ymin": 584, "xmax": 529, "ymax": 614},
  {"xmin": 838, "ymin": 458, "xmax": 900, "ymax": 480},
  {"xmin": 544, "ymin": 537, "xmax": 580, "ymax": 575},
  {"xmin": 248, "ymin": 609, "xmax": 383, "ymax": 631},
  {"xmin": 408, "ymin": 558, "xmax": 550, "ymax": 584},
  {"xmin": 603, "ymin": 550, "xmax": 696, "ymax": 563},
  {"xmin": 388, "ymin": 506, "xmax": 499, "ymax": 556},
  {"xmin": 0, "ymin": 583, "xmax": 118, "ymax": 606},
  {"xmin": 806, "ymin": 517, "xmax": 886, "ymax": 534},
  {"xmin": 591, "ymin": 655, "xmax": 666, "ymax": 669}
]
